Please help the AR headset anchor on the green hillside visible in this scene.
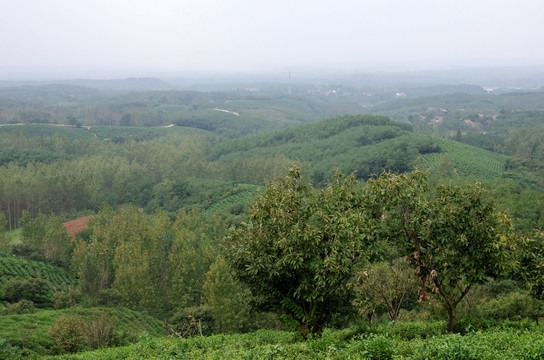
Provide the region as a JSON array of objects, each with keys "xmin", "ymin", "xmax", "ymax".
[
  {"xmin": 211, "ymin": 114, "xmax": 511, "ymax": 184},
  {"xmin": 0, "ymin": 307, "xmax": 165, "ymax": 356},
  {"xmin": 418, "ymin": 137, "xmax": 509, "ymax": 179},
  {"xmin": 0, "ymin": 254, "xmax": 77, "ymax": 308},
  {"xmin": 212, "ymin": 114, "xmax": 428, "ymax": 183}
]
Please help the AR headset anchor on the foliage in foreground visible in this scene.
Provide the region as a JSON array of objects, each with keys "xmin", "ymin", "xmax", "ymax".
[
  {"xmin": 227, "ymin": 167, "xmax": 517, "ymax": 337},
  {"xmin": 366, "ymin": 170, "xmax": 515, "ymax": 332},
  {"xmin": 226, "ymin": 166, "xmax": 371, "ymax": 337},
  {"xmin": 0, "ymin": 307, "xmax": 165, "ymax": 357},
  {"xmin": 41, "ymin": 324, "xmax": 544, "ymax": 360}
]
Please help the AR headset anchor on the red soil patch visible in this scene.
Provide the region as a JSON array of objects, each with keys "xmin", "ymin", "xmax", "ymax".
[{"xmin": 63, "ymin": 216, "xmax": 90, "ymax": 241}]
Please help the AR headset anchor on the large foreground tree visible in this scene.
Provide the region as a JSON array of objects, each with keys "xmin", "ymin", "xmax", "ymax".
[
  {"xmin": 366, "ymin": 171, "xmax": 515, "ymax": 332},
  {"xmin": 226, "ymin": 166, "xmax": 371, "ymax": 337}
]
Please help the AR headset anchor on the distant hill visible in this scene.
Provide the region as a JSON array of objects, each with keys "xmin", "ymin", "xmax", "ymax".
[
  {"xmin": 211, "ymin": 114, "xmax": 514, "ymax": 184},
  {"xmin": 398, "ymin": 84, "xmax": 486, "ymax": 97},
  {"xmin": 0, "ymin": 78, "xmax": 176, "ymax": 92},
  {"xmin": 60, "ymin": 77, "xmax": 177, "ymax": 91},
  {"xmin": 212, "ymin": 114, "xmax": 434, "ymax": 184},
  {"xmin": 370, "ymin": 90, "xmax": 544, "ymax": 117}
]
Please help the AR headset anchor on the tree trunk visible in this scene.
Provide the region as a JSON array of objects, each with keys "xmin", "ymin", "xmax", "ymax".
[{"xmin": 447, "ymin": 303, "xmax": 456, "ymax": 333}]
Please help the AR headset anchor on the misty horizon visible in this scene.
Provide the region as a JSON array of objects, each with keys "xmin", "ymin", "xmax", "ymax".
[{"xmin": 2, "ymin": 1, "xmax": 544, "ymax": 81}]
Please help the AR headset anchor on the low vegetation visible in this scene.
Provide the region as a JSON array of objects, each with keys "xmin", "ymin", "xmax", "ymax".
[
  {"xmin": 41, "ymin": 324, "xmax": 544, "ymax": 359},
  {"xmin": 0, "ymin": 307, "xmax": 164, "ymax": 356}
]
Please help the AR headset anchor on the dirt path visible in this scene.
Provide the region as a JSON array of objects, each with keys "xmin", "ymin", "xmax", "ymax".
[
  {"xmin": 0, "ymin": 122, "xmax": 98, "ymax": 137},
  {"xmin": 213, "ymin": 108, "xmax": 240, "ymax": 116}
]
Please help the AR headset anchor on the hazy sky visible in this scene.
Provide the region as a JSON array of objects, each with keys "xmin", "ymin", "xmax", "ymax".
[{"xmin": 1, "ymin": 0, "xmax": 544, "ymax": 78}]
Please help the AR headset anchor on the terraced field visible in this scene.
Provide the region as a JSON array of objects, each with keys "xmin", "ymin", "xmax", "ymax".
[
  {"xmin": 206, "ymin": 184, "xmax": 261, "ymax": 215},
  {"xmin": 0, "ymin": 254, "xmax": 77, "ymax": 307},
  {"xmin": 419, "ymin": 137, "xmax": 509, "ymax": 179}
]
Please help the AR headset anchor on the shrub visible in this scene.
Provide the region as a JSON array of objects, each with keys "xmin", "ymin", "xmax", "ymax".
[
  {"xmin": 1, "ymin": 299, "xmax": 36, "ymax": 315},
  {"xmin": 96, "ymin": 288, "xmax": 123, "ymax": 307},
  {"xmin": 52, "ymin": 291, "xmax": 83, "ymax": 309},
  {"xmin": 169, "ymin": 306, "xmax": 215, "ymax": 337},
  {"xmin": 387, "ymin": 321, "xmax": 446, "ymax": 339},
  {"xmin": 48, "ymin": 315, "xmax": 89, "ymax": 353},
  {"xmin": 0, "ymin": 338, "xmax": 22, "ymax": 360},
  {"xmin": 362, "ymin": 334, "xmax": 395, "ymax": 360},
  {"xmin": 1, "ymin": 278, "xmax": 49, "ymax": 305},
  {"xmin": 479, "ymin": 292, "xmax": 544, "ymax": 322},
  {"xmin": 84, "ymin": 313, "xmax": 117, "ymax": 349}
]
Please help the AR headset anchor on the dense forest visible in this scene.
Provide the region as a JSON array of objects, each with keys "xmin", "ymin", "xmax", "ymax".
[{"xmin": 2, "ymin": 81, "xmax": 544, "ymax": 358}]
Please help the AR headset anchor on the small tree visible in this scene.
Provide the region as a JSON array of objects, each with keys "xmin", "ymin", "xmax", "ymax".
[
  {"xmin": 226, "ymin": 166, "xmax": 371, "ymax": 337},
  {"xmin": 48, "ymin": 315, "xmax": 89, "ymax": 353},
  {"xmin": 352, "ymin": 259, "xmax": 418, "ymax": 325},
  {"xmin": 18, "ymin": 212, "xmax": 72, "ymax": 267},
  {"xmin": 515, "ymin": 230, "xmax": 544, "ymax": 323},
  {"xmin": 2, "ymin": 278, "xmax": 49, "ymax": 304},
  {"xmin": 84, "ymin": 313, "xmax": 117, "ymax": 349},
  {"xmin": 517, "ymin": 231, "xmax": 544, "ymax": 298},
  {"xmin": 366, "ymin": 171, "xmax": 514, "ymax": 332},
  {"xmin": 203, "ymin": 256, "xmax": 251, "ymax": 334}
]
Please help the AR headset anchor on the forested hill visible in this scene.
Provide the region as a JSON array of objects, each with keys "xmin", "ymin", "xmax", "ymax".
[{"xmin": 210, "ymin": 114, "xmax": 508, "ymax": 185}]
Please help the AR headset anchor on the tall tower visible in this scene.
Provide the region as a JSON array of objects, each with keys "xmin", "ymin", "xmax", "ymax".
[{"xmin": 287, "ymin": 70, "xmax": 292, "ymax": 95}]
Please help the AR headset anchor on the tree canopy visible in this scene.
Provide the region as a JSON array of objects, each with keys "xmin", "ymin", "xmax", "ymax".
[
  {"xmin": 226, "ymin": 166, "xmax": 372, "ymax": 337},
  {"xmin": 365, "ymin": 170, "xmax": 515, "ymax": 331}
]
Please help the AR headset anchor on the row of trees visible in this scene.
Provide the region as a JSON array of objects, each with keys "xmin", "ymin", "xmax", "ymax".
[
  {"xmin": 0, "ymin": 131, "xmax": 290, "ymax": 229},
  {"xmin": 70, "ymin": 206, "xmax": 255, "ymax": 333},
  {"xmin": 3, "ymin": 204, "xmax": 257, "ymax": 334},
  {"xmin": 227, "ymin": 167, "xmax": 527, "ymax": 335}
]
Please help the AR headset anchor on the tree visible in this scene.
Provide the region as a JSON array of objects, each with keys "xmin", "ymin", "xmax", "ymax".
[
  {"xmin": 352, "ymin": 259, "xmax": 418, "ymax": 325},
  {"xmin": 168, "ymin": 209, "xmax": 227, "ymax": 311},
  {"xmin": 1, "ymin": 278, "xmax": 49, "ymax": 304},
  {"xmin": 66, "ymin": 115, "xmax": 82, "ymax": 128},
  {"xmin": 17, "ymin": 212, "xmax": 72, "ymax": 267},
  {"xmin": 515, "ymin": 231, "xmax": 544, "ymax": 310},
  {"xmin": 226, "ymin": 166, "xmax": 371, "ymax": 337},
  {"xmin": 48, "ymin": 315, "xmax": 89, "ymax": 353},
  {"xmin": 75, "ymin": 205, "xmax": 173, "ymax": 313},
  {"xmin": 203, "ymin": 256, "xmax": 251, "ymax": 334},
  {"xmin": 365, "ymin": 170, "xmax": 514, "ymax": 332}
]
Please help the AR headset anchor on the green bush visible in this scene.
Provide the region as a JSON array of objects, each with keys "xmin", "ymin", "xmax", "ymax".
[
  {"xmin": 169, "ymin": 306, "xmax": 216, "ymax": 337},
  {"xmin": 479, "ymin": 292, "xmax": 544, "ymax": 322},
  {"xmin": 364, "ymin": 334, "xmax": 395, "ymax": 360},
  {"xmin": 1, "ymin": 299, "xmax": 36, "ymax": 315},
  {"xmin": 418, "ymin": 334, "xmax": 480, "ymax": 360},
  {"xmin": 48, "ymin": 315, "xmax": 89, "ymax": 353},
  {"xmin": 387, "ymin": 321, "xmax": 446, "ymax": 339},
  {"xmin": 96, "ymin": 288, "xmax": 123, "ymax": 307},
  {"xmin": 84, "ymin": 313, "xmax": 117, "ymax": 350},
  {"xmin": 0, "ymin": 338, "xmax": 22, "ymax": 360},
  {"xmin": 52, "ymin": 291, "xmax": 83, "ymax": 309},
  {"xmin": 1, "ymin": 278, "xmax": 49, "ymax": 304}
]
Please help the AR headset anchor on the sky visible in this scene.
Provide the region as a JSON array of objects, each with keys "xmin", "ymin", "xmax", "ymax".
[{"xmin": 1, "ymin": 0, "xmax": 544, "ymax": 79}]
